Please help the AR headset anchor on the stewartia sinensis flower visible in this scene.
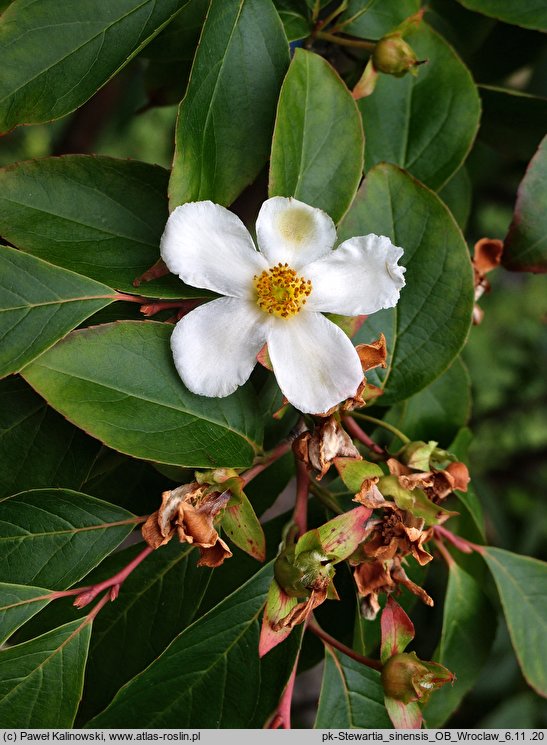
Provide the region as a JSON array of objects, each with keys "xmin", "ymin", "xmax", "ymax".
[{"xmin": 160, "ymin": 197, "xmax": 405, "ymax": 414}]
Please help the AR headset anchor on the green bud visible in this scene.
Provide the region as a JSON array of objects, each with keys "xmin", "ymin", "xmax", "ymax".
[
  {"xmin": 372, "ymin": 36, "xmax": 422, "ymax": 78},
  {"xmin": 274, "ymin": 546, "xmax": 335, "ymax": 598},
  {"xmin": 382, "ymin": 652, "xmax": 454, "ymax": 704}
]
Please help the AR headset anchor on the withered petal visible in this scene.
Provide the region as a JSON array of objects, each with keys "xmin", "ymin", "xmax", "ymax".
[
  {"xmin": 142, "ymin": 510, "xmax": 174, "ymax": 549},
  {"xmin": 197, "ymin": 537, "xmax": 233, "ymax": 567}
]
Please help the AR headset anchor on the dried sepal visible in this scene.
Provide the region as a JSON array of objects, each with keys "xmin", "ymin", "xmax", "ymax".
[{"xmin": 294, "ymin": 416, "xmax": 361, "ymax": 480}]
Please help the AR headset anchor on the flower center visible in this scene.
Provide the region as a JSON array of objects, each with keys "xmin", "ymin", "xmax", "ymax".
[{"xmin": 254, "ymin": 263, "xmax": 312, "ymax": 319}]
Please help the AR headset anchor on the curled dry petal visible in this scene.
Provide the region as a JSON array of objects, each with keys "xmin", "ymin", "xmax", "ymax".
[
  {"xmin": 355, "ymin": 333, "xmax": 388, "ymax": 372},
  {"xmin": 272, "ymin": 586, "xmax": 329, "ymax": 632},
  {"xmin": 354, "ymin": 557, "xmax": 433, "ymax": 621},
  {"xmin": 141, "ymin": 482, "xmax": 232, "ymax": 567},
  {"xmin": 294, "ymin": 416, "xmax": 361, "ymax": 479}
]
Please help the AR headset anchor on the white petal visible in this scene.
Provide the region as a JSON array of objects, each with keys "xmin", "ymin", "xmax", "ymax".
[
  {"xmin": 305, "ymin": 234, "xmax": 406, "ymax": 315},
  {"xmin": 267, "ymin": 312, "xmax": 363, "ymax": 414},
  {"xmin": 256, "ymin": 197, "xmax": 336, "ymax": 269},
  {"xmin": 170, "ymin": 298, "xmax": 268, "ymax": 398},
  {"xmin": 160, "ymin": 201, "xmax": 267, "ymax": 298}
]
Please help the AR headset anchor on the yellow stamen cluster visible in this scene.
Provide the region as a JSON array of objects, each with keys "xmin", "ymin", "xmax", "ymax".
[{"xmin": 254, "ymin": 263, "xmax": 312, "ymax": 319}]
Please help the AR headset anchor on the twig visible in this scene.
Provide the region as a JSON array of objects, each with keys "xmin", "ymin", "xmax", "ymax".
[
  {"xmin": 241, "ymin": 439, "xmax": 293, "ymax": 486},
  {"xmin": 73, "ymin": 545, "xmax": 154, "ymax": 608},
  {"xmin": 343, "ymin": 416, "xmax": 385, "ymax": 455},
  {"xmin": 308, "ymin": 619, "xmax": 382, "ymax": 671},
  {"xmin": 349, "ymin": 411, "xmax": 411, "ymax": 444},
  {"xmin": 293, "ymin": 459, "xmax": 309, "ymax": 536}
]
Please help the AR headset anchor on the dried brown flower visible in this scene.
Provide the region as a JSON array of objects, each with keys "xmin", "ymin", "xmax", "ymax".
[{"xmin": 142, "ymin": 482, "xmax": 232, "ymax": 567}]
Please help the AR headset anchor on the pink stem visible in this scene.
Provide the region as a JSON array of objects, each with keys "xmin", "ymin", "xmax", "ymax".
[
  {"xmin": 293, "ymin": 459, "xmax": 309, "ymax": 537},
  {"xmin": 269, "ymin": 664, "xmax": 297, "ymax": 729},
  {"xmin": 434, "ymin": 538, "xmax": 455, "ymax": 567},
  {"xmin": 241, "ymin": 439, "xmax": 292, "ymax": 486},
  {"xmin": 343, "ymin": 416, "xmax": 385, "ymax": 455},
  {"xmin": 140, "ymin": 299, "xmax": 202, "ymax": 317},
  {"xmin": 73, "ymin": 545, "xmax": 154, "ymax": 608},
  {"xmin": 433, "ymin": 525, "xmax": 483, "ymax": 554},
  {"xmin": 308, "ymin": 619, "xmax": 383, "ymax": 671}
]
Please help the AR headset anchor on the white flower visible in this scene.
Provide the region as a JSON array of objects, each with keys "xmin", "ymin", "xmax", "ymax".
[{"xmin": 160, "ymin": 197, "xmax": 405, "ymax": 414}]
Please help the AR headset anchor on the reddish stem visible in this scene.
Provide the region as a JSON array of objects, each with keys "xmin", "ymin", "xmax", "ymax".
[
  {"xmin": 140, "ymin": 299, "xmax": 202, "ymax": 317},
  {"xmin": 434, "ymin": 538, "xmax": 455, "ymax": 567},
  {"xmin": 433, "ymin": 525, "xmax": 483, "ymax": 554},
  {"xmin": 308, "ymin": 619, "xmax": 383, "ymax": 671},
  {"xmin": 73, "ymin": 545, "xmax": 154, "ymax": 608},
  {"xmin": 241, "ymin": 439, "xmax": 293, "ymax": 486},
  {"xmin": 269, "ymin": 664, "xmax": 297, "ymax": 729},
  {"xmin": 343, "ymin": 416, "xmax": 385, "ymax": 456},
  {"xmin": 293, "ymin": 459, "xmax": 309, "ymax": 537}
]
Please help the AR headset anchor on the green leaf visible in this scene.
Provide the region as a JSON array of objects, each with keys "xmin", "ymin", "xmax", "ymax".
[
  {"xmin": 0, "ymin": 377, "xmax": 102, "ymax": 499},
  {"xmin": 340, "ymin": 0, "xmax": 420, "ymax": 38},
  {"xmin": 87, "ymin": 564, "xmax": 290, "ymax": 726},
  {"xmin": 358, "ymin": 23, "xmax": 481, "ymax": 190},
  {"xmin": 0, "ymin": 619, "xmax": 91, "ymax": 727},
  {"xmin": 222, "ymin": 491, "xmax": 266, "ymax": 562},
  {"xmin": 0, "ymin": 582, "xmax": 52, "ymax": 644},
  {"xmin": 269, "ymin": 48, "xmax": 364, "ymax": 223},
  {"xmin": 142, "ymin": 0, "xmax": 208, "ymax": 62},
  {"xmin": 479, "ymin": 86, "xmax": 547, "ymax": 162},
  {"xmin": 385, "ymin": 357, "xmax": 471, "ymax": 447},
  {"xmin": 77, "ymin": 542, "xmax": 211, "ymax": 723},
  {"xmin": 0, "ymin": 0, "xmax": 186, "ymax": 132},
  {"xmin": 482, "ymin": 547, "xmax": 547, "ymax": 697},
  {"xmin": 277, "ymin": 9, "xmax": 311, "ymax": 41},
  {"xmin": 0, "ymin": 245, "xmax": 114, "ymax": 379},
  {"xmin": 340, "ymin": 164, "xmax": 474, "ymax": 405},
  {"xmin": 169, "ymin": 0, "xmax": 289, "ymax": 209},
  {"xmin": 455, "ymin": 0, "xmax": 547, "ymax": 31},
  {"xmin": 424, "ymin": 562, "xmax": 495, "ymax": 727},
  {"xmin": 0, "ymin": 156, "xmax": 201, "ymax": 299},
  {"xmin": 0, "ymin": 488, "xmax": 136, "ymax": 589},
  {"xmin": 438, "ymin": 166, "xmax": 472, "ymax": 231},
  {"xmin": 22, "ymin": 321, "xmax": 264, "ymax": 468},
  {"xmin": 315, "ymin": 647, "xmax": 392, "ymax": 727},
  {"xmin": 335, "ymin": 458, "xmax": 384, "ymax": 494},
  {"xmin": 503, "ymin": 135, "xmax": 547, "ymax": 274}
]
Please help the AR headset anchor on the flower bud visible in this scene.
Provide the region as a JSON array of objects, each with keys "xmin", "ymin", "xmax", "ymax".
[
  {"xmin": 274, "ymin": 546, "xmax": 335, "ymax": 598},
  {"xmin": 372, "ymin": 36, "xmax": 423, "ymax": 78},
  {"xmin": 382, "ymin": 652, "xmax": 454, "ymax": 704}
]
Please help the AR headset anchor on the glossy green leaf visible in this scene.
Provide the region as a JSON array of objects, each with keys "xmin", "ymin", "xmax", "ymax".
[
  {"xmin": 340, "ymin": 0, "xmax": 420, "ymax": 38},
  {"xmin": 0, "ymin": 619, "xmax": 91, "ymax": 727},
  {"xmin": 0, "ymin": 582, "xmax": 52, "ymax": 644},
  {"xmin": 88, "ymin": 564, "xmax": 288, "ymax": 726},
  {"xmin": 0, "ymin": 156, "xmax": 201, "ymax": 299},
  {"xmin": 482, "ymin": 547, "xmax": 547, "ymax": 696},
  {"xmin": 315, "ymin": 647, "xmax": 392, "ymax": 728},
  {"xmin": 340, "ymin": 164, "xmax": 474, "ymax": 405},
  {"xmin": 503, "ymin": 135, "xmax": 547, "ymax": 274},
  {"xmin": 359, "ymin": 23, "xmax": 481, "ymax": 190},
  {"xmin": 438, "ymin": 166, "xmax": 472, "ymax": 231},
  {"xmin": 277, "ymin": 10, "xmax": 311, "ymax": 41},
  {"xmin": 0, "ymin": 0, "xmax": 186, "ymax": 132},
  {"xmin": 76, "ymin": 542, "xmax": 211, "ymax": 723},
  {"xmin": 0, "ymin": 246, "xmax": 114, "ymax": 379},
  {"xmin": 22, "ymin": 321, "xmax": 263, "ymax": 468},
  {"xmin": 169, "ymin": 0, "xmax": 289, "ymax": 209},
  {"xmin": 142, "ymin": 0, "xmax": 208, "ymax": 62},
  {"xmin": 479, "ymin": 86, "xmax": 547, "ymax": 162},
  {"xmin": 269, "ymin": 48, "xmax": 364, "ymax": 223},
  {"xmin": 0, "ymin": 489, "xmax": 136, "ymax": 589},
  {"xmin": 0, "ymin": 377, "xmax": 102, "ymax": 499},
  {"xmin": 385, "ymin": 357, "xmax": 471, "ymax": 447},
  {"xmin": 424, "ymin": 562, "xmax": 495, "ymax": 727},
  {"xmin": 455, "ymin": 0, "xmax": 547, "ymax": 31}
]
